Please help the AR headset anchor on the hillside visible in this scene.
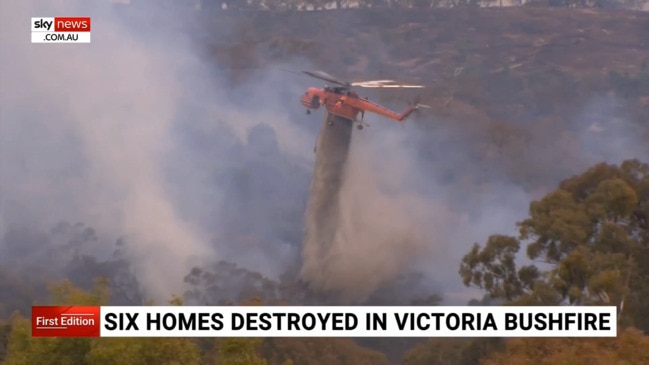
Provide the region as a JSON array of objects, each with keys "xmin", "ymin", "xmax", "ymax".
[
  {"xmin": 201, "ymin": 8, "xmax": 649, "ymax": 103},
  {"xmin": 190, "ymin": 7, "xmax": 649, "ymax": 192},
  {"xmin": 205, "ymin": 8, "xmax": 648, "ymax": 75},
  {"xmin": 113, "ymin": 6, "xmax": 649, "ymax": 137}
]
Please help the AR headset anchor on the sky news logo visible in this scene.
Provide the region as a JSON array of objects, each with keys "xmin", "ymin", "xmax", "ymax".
[{"xmin": 31, "ymin": 17, "xmax": 91, "ymax": 44}]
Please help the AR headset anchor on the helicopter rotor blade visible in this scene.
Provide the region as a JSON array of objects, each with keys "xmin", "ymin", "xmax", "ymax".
[
  {"xmin": 298, "ymin": 70, "xmax": 425, "ymax": 89},
  {"xmin": 350, "ymin": 80, "xmax": 396, "ymax": 86},
  {"xmin": 302, "ymin": 70, "xmax": 350, "ymax": 87},
  {"xmin": 352, "ymin": 80, "xmax": 425, "ymax": 88},
  {"xmin": 355, "ymin": 84, "xmax": 425, "ymax": 88}
]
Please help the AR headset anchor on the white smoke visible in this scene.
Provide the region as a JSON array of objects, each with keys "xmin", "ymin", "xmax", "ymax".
[
  {"xmin": 0, "ymin": 0, "xmax": 324, "ymax": 301},
  {"xmin": 330, "ymin": 125, "xmax": 455, "ymax": 300},
  {"xmin": 0, "ymin": 0, "xmax": 220, "ymax": 299}
]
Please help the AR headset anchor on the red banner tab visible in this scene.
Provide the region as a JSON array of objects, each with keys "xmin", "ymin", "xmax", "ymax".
[
  {"xmin": 53, "ymin": 17, "xmax": 91, "ymax": 32},
  {"xmin": 32, "ymin": 306, "xmax": 100, "ymax": 337}
]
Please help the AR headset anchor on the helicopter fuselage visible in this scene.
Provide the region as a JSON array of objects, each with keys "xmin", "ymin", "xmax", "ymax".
[
  {"xmin": 300, "ymin": 86, "xmax": 418, "ymax": 124},
  {"xmin": 301, "ymin": 86, "xmax": 361, "ymax": 121}
]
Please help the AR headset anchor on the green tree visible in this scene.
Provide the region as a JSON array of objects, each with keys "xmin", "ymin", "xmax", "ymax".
[
  {"xmin": 215, "ymin": 338, "xmax": 268, "ymax": 365},
  {"xmin": 4, "ymin": 279, "xmax": 110, "ymax": 365},
  {"xmin": 0, "ymin": 321, "xmax": 10, "ymax": 362},
  {"xmin": 87, "ymin": 336, "xmax": 202, "ymax": 365},
  {"xmin": 402, "ymin": 338, "xmax": 503, "ymax": 365},
  {"xmin": 213, "ymin": 297, "xmax": 271, "ymax": 365},
  {"xmin": 481, "ymin": 327, "xmax": 649, "ymax": 365},
  {"xmin": 3, "ymin": 279, "xmax": 203, "ymax": 365},
  {"xmin": 459, "ymin": 159, "xmax": 649, "ymax": 329},
  {"xmin": 261, "ymin": 338, "xmax": 390, "ymax": 365}
]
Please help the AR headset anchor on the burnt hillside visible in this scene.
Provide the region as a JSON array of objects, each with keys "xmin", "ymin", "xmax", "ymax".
[
  {"xmin": 203, "ymin": 8, "xmax": 649, "ymax": 77},
  {"xmin": 187, "ymin": 7, "xmax": 648, "ymax": 130},
  {"xmin": 187, "ymin": 7, "xmax": 649, "ymax": 192}
]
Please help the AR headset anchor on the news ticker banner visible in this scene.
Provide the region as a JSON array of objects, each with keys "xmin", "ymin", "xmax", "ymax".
[
  {"xmin": 32, "ymin": 306, "xmax": 617, "ymax": 338},
  {"xmin": 31, "ymin": 17, "xmax": 91, "ymax": 43}
]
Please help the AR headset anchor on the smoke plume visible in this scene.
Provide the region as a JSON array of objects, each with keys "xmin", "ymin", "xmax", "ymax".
[
  {"xmin": 1, "ymin": 0, "xmax": 219, "ymax": 300},
  {"xmin": 301, "ymin": 112, "xmax": 455, "ymax": 302},
  {"xmin": 1, "ymin": 0, "xmax": 331, "ymax": 303}
]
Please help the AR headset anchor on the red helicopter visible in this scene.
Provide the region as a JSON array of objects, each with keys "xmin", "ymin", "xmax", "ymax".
[{"xmin": 299, "ymin": 70, "xmax": 430, "ymax": 130}]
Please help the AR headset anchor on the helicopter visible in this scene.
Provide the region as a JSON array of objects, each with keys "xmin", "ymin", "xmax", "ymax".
[{"xmin": 299, "ymin": 70, "xmax": 430, "ymax": 130}]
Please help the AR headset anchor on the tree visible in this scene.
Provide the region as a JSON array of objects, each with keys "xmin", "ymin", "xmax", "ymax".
[
  {"xmin": 459, "ymin": 159, "xmax": 649, "ymax": 330},
  {"xmin": 213, "ymin": 298, "xmax": 269, "ymax": 365},
  {"xmin": 215, "ymin": 338, "xmax": 269, "ymax": 365},
  {"xmin": 481, "ymin": 327, "xmax": 649, "ymax": 365},
  {"xmin": 3, "ymin": 279, "xmax": 109, "ymax": 365},
  {"xmin": 261, "ymin": 338, "xmax": 390, "ymax": 365},
  {"xmin": 3, "ymin": 280, "xmax": 203, "ymax": 365},
  {"xmin": 87, "ymin": 336, "xmax": 203, "ymax": 365},
  {"xmin": 402, "ymin": 337, "xmax": 504, "ymax": 365}
]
